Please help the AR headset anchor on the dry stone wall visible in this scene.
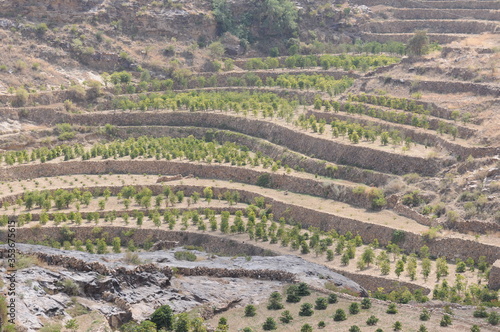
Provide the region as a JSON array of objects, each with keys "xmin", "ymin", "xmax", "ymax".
[
  {"xmin": 332, "ymin": 269, "xmax": 430, "ymax": 294},
  {"xmin": 0, "ymin": 160, "xmax": 374, "ymax": 209},
  {"xmin": 391, "ymin": 9, "xmax": 500, "ymax": 21},
  {"xmin": 7, "ymin": 227, "xmax": 277, "ymax": 257},
  {"xmin": 2, "ymin": 229, "xmax": 429, "ymax": 294},
  {"xmin": 308, "ymin": 110, "xmax": 497, "ymax": 158},
  {"xmin": 351, "ymin": 0, "xmax": 500, "ymax": 10},
  {"xmin": 20, "ymin": 109, "xmax": 444, "ymax": 175},
  {"xmin": 1, "ymin": 160, "xmax": 498, "ymax": 262},
  {"xmin": 173, "ymin": 266, "xmax": 295, "ymax": 282},
  {"xmin": 95, "ymin": 87, "xmax": 323, "ymax": 110},
  {"xmin": 364, "ymin": 20, "xmax": 498, "ymax": 34},
  {"xmin": 194, "ymin": 70, "xmax": 360, "ymax": 84},
  {"xmin": 381, "ymin": 77, "xmax": 500, "ymax": 98},
  {"xmin": 113, "ymin": 125, "xmax": 393, "ymax": 187},
  {"xmin": 3, "ymin": 206, "xmax": 244, "ymax": 224},
  {"xmin": 489, "ymin": 260, "xmax": 500, "ymax": 290},
  {"xmin": 4, "ymin": 179, "xmax": 500, "ymax": 264},
  {"xmin": 360, "ymin": 33, "xmax": 463, "ymax": 45},
  {"xmin": 347, "ymin": 93, "xmax": 466, "ymax": 123}
]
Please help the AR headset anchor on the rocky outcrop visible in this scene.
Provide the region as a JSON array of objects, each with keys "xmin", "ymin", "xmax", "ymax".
[{"xmin": 0, "ymin": 243, "xmax": 367, "ymax": 330}]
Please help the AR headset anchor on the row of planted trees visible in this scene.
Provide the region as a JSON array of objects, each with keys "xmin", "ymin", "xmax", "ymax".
[
  {"xmin": 10, "ymin": 187, "xmax": 496, "ymax": 307},
  {"xmin": 243, "ymin": 54, "xmax": 400, "ymax": 71},
  {"xmin": 111, "ymin": 91, "xmax": 298, "ymax": 118},
  {"xmin": 295, "ymin": 114, "xmax": 412, "ymax": 148},
  {"xmin": 107, "ymin": 68, "xmax": 355, "ymax": 97},
  {"xmin": 312, "ymin": 97, "xmax": 462, "ymax": 140},
  {"xmin": 0, "ymin": 135, "xmax": 286, "ymax": 171},
  {"xmin": 347, "ymin": 93, "xmax": 469, "ymax": 125}
]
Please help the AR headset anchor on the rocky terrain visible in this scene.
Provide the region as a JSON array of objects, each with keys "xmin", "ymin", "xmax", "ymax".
[{"xmin": 0, "ymin": 243, "xmax": 363, "ymax": 330}]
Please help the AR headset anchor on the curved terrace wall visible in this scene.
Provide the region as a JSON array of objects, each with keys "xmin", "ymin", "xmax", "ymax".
[
  {"xmin": 381, "ymin": 77, "xmax": 500, "ymax": 98},
  {"xmin": 308, "ymin": 110, "xmax": 497, "ymax": 158},
  {"xmin": 391, "ymin": 9, "xmax": 500, "ymax": 21},
  {"xmin": 0, "ymin": 160, "xmax": 374, "ymax": 209},
  {"xmin": 360, "ymin": 33, "xmax": 465, "ymax": 45},
  {"xmin": 351, "ymin": 0, "xmax": 500, "ymax": 10},
  {"xmin": 2, "ymin": 228, "xmax": 429, "ymax": 293},
  {"xmin": 19, "ymin": 109, "xmax": 444, "ymax": 175},
  {"xmin": 1, "ymin": 177, "xmax": 498, "ymax": 264},
  {"xmin": 364, "ymin": 20, "xmax": 498, "ymax": 34},
  {"xmin": 113, "ymin": 125, "xmax": 393, "ymax": 187},
  {"xmin": 5, "ymin": 227, "xmax": 275, "ymax": 257}
]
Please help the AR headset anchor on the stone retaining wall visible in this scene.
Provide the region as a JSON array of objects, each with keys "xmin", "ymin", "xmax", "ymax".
[
  {"xmin": 173, "ymin": 266, "xmax": 296, "ymax": 282},
  {"xmin": 489, "ymin": 260, "xmax": 500, "ymax": 290},
  {"xmin": 308, "ymin": 110, "xmax": 497, "ymax": 158},
  {"xmin": 1, "ymin": 228, "xmax": 429, "ymax": 294},
  {"xmin": 2, "ymin": 162, "xmax": 499, "ymax": 261},
  {"xmin": 332, "ymin": 269, "xmax": 430, "ymax": 294},
  {"xmin": 334, "ymin": 102, "xmax": 477, "ymax": 139},
  {"xmin": 113, "ymin": 125, "xmax": 392, "ymax": 186},
  {"xmin": 4, "ymin": 179, "xmax": 499, "ymax": 265},
  {"xmin": 6, "ymin": 227, "xmax": 276, "ymax": 258},
  {"xmin": 364, "ymin": 20, "xmax": 498, "ymax": 34},
  {"xmin": 360, "ymin": 33, "xmax": 464, "ymax": 45},
  {"xmin": 0, "ymin": 160, "xmax": 374, "ymax": 209},
  {"xmin": 194, "ymin": 69, "xmax": 360, "ymax": 84},
  {"xmin": 392, "ymin": 204, "xmax": 433, "ymax": 227},
  {"xmin": 381, "ymin": 76, "xmax": 500, "ymax": 98},
  {"xmin": 391, "ymin": 9, "xmax": 500, "ymax": 21},
  {"xmin": 3, "ymin": 206, "xmax": 245, "ymax": 223},
  {"xmin": 95, "ymin": 87, "xmax": 324, "ymax": 110},
  {"xmin": 19, "ymin": 109, "xmax": 444, "ymax": 175},
  {"xmin": 352, "ymin": 0, "xmax": 500, "ymax": 10}
]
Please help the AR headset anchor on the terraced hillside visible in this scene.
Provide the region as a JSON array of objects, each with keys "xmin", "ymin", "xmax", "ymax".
[
  {"xmin": 0, "ymin": 0, "xmax": 499, "ymax": 331},
  {"xmin": 355, "ymin": 0, "xmax": 500, "ymax": 44}
]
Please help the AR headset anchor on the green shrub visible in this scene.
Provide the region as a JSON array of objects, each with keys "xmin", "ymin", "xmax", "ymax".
[
  {"xmin": 366, "ymin": 315, "xmax": 379, "ymax": 325},
  {"xmin": 386, "ymin": 303, "xmax": 398, "ymax": 314},
  {"xmin": 298, "ymin": 303, "xmax": 314, "ymax": 316},
  {"xmin": 174, "ymin": 251, "xmax": 197, "ymax": 261},
  {"xmin": 280, "ymin": 310, "xmax": 293, "ymax": 323},
  {"xmin": 286, "ymin": 285, "xmax": 301, "ymax": 303},
  {"xmin": 420, "ymin": 308, "xmax": 431, "ymax": 321},
  {"xmin": 315, "ymin": 297, "xmax": 328, "ymax": 310},
  {"xmin": 262, "ymin": 317, "xmax": 277, "ymax": 330},
  {"xmin": 361, "ymin": 298, "xmax": 372, "ymax": 309},
  {"xmin": 301, "ymin": 324, "xmax": 313, "ymax": 332},
  {"xmin": 440, "ymin": 314, "xmax": 452, "ymax": 327},
  {"xmin": 471, "ymin": 325, "xmax": 480, "ymax": 332},
  {"xmin": 488, "ymin": 312, "xmax": 500, "ymax": 325},
  {"xmin": 244, "ymin": 304, "xmax": 256, "ymax": 317},
  {"xmin": 333, "ymin": 308, "xmax": 346, "ymax": 321},
  {"xmin": 473, "ymin": 306, "xmax": 488, "ymax": 318},
  {"xmin": 267, "ymin": 292, "xmax": 284, "ymax": 310},
  {"xmin": 349, "ymin": 302, "xmax": 360, "ymax": 314},
  {"xmin": 150, "ymin": 305, "xmax": 173, "ymax": 330},
  {"xmin": 297, "ymin": 282, "xmax": 310, "ymax": 296}
]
